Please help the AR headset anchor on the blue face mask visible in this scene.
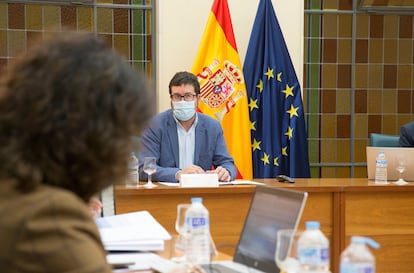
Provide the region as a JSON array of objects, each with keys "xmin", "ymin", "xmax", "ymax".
[{"xmin": 173, "ymin": 101, "xmax": 196, "ymax": 121}]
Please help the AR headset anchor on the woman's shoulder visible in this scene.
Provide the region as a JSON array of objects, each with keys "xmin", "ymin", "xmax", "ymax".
[
  {"xmin": 1, "ymin": 183, "xmax": 91, "ymax": 225},
  {"xmin": 0, "ymin": 182, "xmax": 111, "ymax": 273}
]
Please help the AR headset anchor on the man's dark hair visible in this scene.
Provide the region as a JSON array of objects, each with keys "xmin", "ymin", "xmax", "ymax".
[
  {"xmin": 168, "ymin": 71, "xmax": 200, "ymax": 95},
  {"xmin": 0, "ymin": 32, "xmax": 154, "ymax": 201}
]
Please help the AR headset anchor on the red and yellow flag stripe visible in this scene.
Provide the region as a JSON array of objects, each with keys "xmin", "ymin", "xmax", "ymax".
[{"xmin": 192, "ymin": 0, "xmax": 252, "ymax": 179}]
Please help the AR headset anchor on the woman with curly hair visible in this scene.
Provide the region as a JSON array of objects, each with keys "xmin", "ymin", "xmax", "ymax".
[{"xmin": 0, "ymin": 32, "xmax": 154, "ymax": 272}]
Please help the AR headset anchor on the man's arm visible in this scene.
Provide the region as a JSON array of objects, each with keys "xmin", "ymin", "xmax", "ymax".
[
  {"xmin": 138, "ymin": 114, "xmax": 181, "ymax": 182},
  {"xmin": 399, "ymin": 123, "xmax": 414, "ymax": 147},
  {"xmin": 207, "ymin": 120, "xmax": 237, "ymax": 181},
  {"xmin": 212, "ymin": 131, "xmax": 237, "ymax": 181}
]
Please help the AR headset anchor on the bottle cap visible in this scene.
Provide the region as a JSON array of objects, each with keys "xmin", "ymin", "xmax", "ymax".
[
  {"xmin": 351, "ymin": 236, "xmax": 380, "ymax": 249},
  {"xmin": 191, "ymin": 197, "xmax": 203, "ymax": 203},
  {"xmin": 305, "ymin": 221, "xmax": 320, "ymax": 229}
]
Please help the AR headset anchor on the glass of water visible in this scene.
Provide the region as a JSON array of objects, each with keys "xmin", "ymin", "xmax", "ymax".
[{"xmin": 143, "ymin": 157, "xmax": 157, "ymax": 188}]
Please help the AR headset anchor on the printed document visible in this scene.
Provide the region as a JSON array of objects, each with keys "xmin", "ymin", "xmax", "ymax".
[{"xmin": 96, "ymin": 210, "xmax": 171, "ymax": 251}]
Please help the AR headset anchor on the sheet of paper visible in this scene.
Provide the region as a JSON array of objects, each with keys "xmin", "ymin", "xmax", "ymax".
[
  {"xmin": 157, "ymin": 182, "xmax": 180, "ymax": 187},
  {"xmin": 159, "ymin": 180, "xmax": 265, "ymax": 186},
  {"xmin": 219, "ymin": 180, "xmax": 265, "ymax": 185},
  {"xmin": 107, "ymin": 252, "xmax": 178, "ymax": 271},
  {"xmin": 104, "ymin": 239, "xmax": 164, "ymax": 251}
]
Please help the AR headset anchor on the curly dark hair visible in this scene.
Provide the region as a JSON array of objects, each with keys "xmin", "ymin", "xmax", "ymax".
[
  {"xmin": 168, "ymin": 71, "xmax": 200, "ymax": 95},
  {"xmin": 0, "ymin": 32, "xmax": 154, "ymax": 201}
]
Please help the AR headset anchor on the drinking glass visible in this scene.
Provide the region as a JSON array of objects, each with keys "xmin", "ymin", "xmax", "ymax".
[
  {"xmin": 394, "ymin": 155, "xmax": 408, "ymax": 185},
  {"xmin": 171, "ymin": 203, "xmax": 191, "ymax": 262},
  {"xmin": 143, "ymin": 157, "xmax": 157, "ymax": 188},
  {"xmin": 275, "ymin": 229, "xmax": 301, "ymax": 273}
]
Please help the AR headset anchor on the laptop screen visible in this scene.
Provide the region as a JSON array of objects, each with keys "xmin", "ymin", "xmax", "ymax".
[
  {"xmin": 366, "ymin": 146, "xmax": 414, "ymax": 181},
  {"xmin": 233, "ymin": 185, "xmax": 307, "ymax": 273}
]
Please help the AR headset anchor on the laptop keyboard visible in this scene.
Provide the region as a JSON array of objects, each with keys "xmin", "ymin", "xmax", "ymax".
[{"xmin": 201, "ymin": 264, "xmax": 245, "ymax": 273}]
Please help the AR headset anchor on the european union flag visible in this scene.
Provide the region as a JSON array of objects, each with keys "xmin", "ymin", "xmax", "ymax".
[{"xmin": 243, "ymin": 0, "xmax": 310, "ymax": 178}]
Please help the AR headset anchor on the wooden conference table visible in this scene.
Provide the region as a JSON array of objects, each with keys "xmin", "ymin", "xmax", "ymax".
[{"xmin": 114, "ymin": 178, "xmax": 414, "ymax": 273}]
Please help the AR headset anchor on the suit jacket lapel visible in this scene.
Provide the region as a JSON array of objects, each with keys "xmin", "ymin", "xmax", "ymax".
[
  {"xmin": 194, "ymin": 116, "xmax": 205, "ymax": 165},
  {"xmin": 166, "ymin": 112, "xmax": 180, "ymax": 167}
]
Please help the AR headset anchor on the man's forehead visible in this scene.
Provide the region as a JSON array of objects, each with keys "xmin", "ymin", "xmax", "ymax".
[{"xmin": 171, "ymin": 84, "xmax": 195, "ymax": 93}]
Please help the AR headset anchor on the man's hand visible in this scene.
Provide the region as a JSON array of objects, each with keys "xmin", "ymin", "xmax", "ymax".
[
  {"xmin": 176, "ymin": 165, "xmax": 206, "ymax": 181},
  {"xmin": 210, "ymin": 166, "xmax": 231, "ymax": 182},
  {"xmin": 176, "ymin": 165, "xmax": 230, "ymax": 182}
]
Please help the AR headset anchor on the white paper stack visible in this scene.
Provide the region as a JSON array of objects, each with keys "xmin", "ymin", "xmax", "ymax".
[{"xmin": 96, "ymin": 210, "xmax": 171, "ymax": 251}]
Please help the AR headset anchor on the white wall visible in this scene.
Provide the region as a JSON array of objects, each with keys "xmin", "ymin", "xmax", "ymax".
[{"xmin": 157, "ymin": 0, "xmax": 303, "ymax": 112}]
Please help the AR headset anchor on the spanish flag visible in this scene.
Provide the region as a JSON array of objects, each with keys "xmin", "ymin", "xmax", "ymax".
[{"xmin": 192, "ymin": 0, "xmax": 252, "ymax": 179}]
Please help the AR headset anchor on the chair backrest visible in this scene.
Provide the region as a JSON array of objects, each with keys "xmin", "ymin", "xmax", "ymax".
[{"xmin": 369, "ymin": 133, "xmax": 400, "ymax": 147}]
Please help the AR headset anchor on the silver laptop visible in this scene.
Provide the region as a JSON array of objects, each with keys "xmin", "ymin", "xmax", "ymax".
[
  {"xmin": 201, "ymin": 185, "xmax": 308, "ymax": 273},
  {"xmin": 366, "ymin": 146, "xmax": 414, "ymax": 181}
]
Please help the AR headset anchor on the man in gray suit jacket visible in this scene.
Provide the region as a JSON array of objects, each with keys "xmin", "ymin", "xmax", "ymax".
[
  {"xmin": 139, "ymin": 71, "xmax": 237, "ymax": 182},
  {"xmin": 399, "ymin": 121, "xmax": 414, "ymax": 147}
]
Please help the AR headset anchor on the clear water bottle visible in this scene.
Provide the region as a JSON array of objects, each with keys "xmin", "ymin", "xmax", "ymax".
[
  {"xmin": 126, "ymin": 152, "xmax": 139, "ymax": 187},
  {"xmin": 375, "ymin": 151, "xmax": 388, "ymax": 184},
  {"xmin": 340, "ymin": 236, "xmax": 380, "ymax": 273},
  {"xmin": 185, "ymin": 197, "xmax": 210, "ymax": 264},
  {"xmin": 297, "ymin": 221, "xmax": 330, "ymax": 272}
]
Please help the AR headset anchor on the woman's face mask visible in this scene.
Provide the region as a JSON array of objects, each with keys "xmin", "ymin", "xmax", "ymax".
[{"xmin": 173, "ymin": 100, "xmax": 196, "ymax": 121}]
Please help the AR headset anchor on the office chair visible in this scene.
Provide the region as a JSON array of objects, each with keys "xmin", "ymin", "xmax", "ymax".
[{"xmin": 369, "ymin": 133, "xmax": 400, "ymax": 147}]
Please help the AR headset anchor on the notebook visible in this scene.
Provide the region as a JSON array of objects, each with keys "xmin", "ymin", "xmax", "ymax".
[
  {"xmin": 200, "ymin": 185, "xmax": 308, "ymax": 273},
  {"xmin": 366, "ymin": 146, "xmax": 414, "ymax": 181}
]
